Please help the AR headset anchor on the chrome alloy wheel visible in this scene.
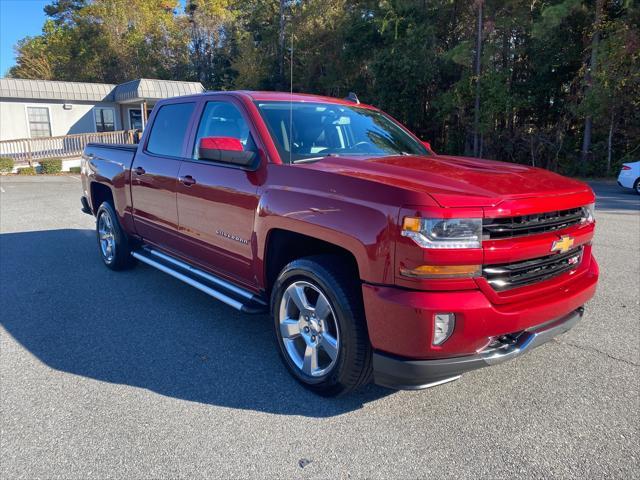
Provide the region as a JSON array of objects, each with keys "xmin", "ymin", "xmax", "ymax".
[
  {"xmin": 98, "ymin": 211, "xmax": 116, "ymax": 263},
  {"xmin": 278, "ymin": 281, "xmax": 340, "ymax": 377}
]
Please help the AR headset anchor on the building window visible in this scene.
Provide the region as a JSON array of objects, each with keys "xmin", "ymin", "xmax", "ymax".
[
  {"xmin": 94, "ymin": 107, "xmax": 115, "ymax": 132},
  {"xmin": 27, "ymin": 107, "xmax": 52, "ymax": 138}
]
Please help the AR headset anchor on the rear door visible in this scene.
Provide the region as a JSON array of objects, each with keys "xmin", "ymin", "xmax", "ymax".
[
  {"xmin": 176, "ymin": 97, "xmax": 263, "ymax": 289},
  {"xmin": 130, "ymin": 101, "xmax": 196, "ymax": 251}
]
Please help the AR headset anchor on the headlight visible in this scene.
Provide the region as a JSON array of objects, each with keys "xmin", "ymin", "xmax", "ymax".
[
  {"xmin": 401, "ymin": 217, "xmax": 482, "ymax": 249},
  {"xmin": 581, "ymin": 203, "xmax": 595, "ymax": 223}
]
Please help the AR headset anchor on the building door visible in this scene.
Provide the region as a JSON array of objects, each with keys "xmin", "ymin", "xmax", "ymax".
[{"xmin": 129, "ymin": 108, "xmax": 152, "ymax": 130}]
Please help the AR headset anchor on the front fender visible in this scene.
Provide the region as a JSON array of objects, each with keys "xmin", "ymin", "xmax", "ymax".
[{"xmin": 254, "ymin": 187, "xmax": 397, "ymax": 284}]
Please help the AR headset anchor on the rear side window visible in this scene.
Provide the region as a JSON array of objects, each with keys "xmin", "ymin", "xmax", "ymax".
[{"xmin": 146, "ymin": 103, "xmax": 195, "ymax": 157}]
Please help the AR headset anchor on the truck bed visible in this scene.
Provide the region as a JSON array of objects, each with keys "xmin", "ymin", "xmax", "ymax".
[{"xmin": 84, "ymin": 143, "xmax": 137, "ymax": 170}]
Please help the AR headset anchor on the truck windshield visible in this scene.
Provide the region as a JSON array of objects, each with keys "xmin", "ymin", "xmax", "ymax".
[{"xmin": 255, "ymin": 101, "xmax": 429, "ymax": 164}]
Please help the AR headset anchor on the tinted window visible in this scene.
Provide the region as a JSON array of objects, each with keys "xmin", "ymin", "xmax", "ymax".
[
  {"xmin": 193, "ymin": 101, "xmax": 256, "ymax": 159},
  {"xmin": 94, "ymin": 107, "xmax": 115, "ymax": 132},
  {"xmin": 256, "ymin": 101, "xmax": 428, "ymax": 163},
  {"xmin": 146, "ymin": 103, "xmax": 195, "ymax": 157}
]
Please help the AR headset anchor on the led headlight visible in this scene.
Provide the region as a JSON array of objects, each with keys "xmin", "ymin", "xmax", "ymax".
[
  {"xmin": 581, "ymin": 203, "xmax": 595, "ymax": 223},
  {"xmin": 401, "ymin": 217, "xmax": 482, "ymax": 249}
]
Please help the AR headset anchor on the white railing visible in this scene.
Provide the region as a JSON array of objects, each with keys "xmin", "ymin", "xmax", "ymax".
[{"xmin": 0, "ymin": 130, "xmax": 136, "ymax": 164}]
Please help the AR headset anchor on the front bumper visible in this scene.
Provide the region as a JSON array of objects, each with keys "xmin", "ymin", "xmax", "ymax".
[{"xmin": 373, "ymin": 307, "xmax": 584, "ymax": 389}]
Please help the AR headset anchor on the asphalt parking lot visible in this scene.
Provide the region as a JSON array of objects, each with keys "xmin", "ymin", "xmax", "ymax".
[{"xmin": 1, "ymin": 176, "xmax": 638, "ymax": 479}]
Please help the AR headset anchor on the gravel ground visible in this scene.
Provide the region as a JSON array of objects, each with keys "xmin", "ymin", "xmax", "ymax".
[{"xmin": 1, "ymin": 175, "xmax": 638, "ymax": 479}]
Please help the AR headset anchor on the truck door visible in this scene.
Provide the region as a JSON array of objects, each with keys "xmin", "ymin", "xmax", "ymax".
[
  {"xmin": 130, "ymin": 101, "xmax": 196, "ymax": 251},
  {"xmin": 176, "ymin": 98, "xmax": 262, "ymax": 289}
]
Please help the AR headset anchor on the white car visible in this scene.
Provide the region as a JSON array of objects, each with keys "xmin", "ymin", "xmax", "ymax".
[{"xmin": 617, "ymin": 161, "xmax": 640, "ymax": 195}]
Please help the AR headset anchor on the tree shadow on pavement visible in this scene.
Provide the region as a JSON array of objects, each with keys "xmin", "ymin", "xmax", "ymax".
[{"xmin": 0, "ymin": 229, "xmax": 391, "ymax": 418}]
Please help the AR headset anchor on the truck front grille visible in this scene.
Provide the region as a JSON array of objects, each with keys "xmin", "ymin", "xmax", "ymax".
[
  {"xmin": 482, "ymin": 247, "xmax": 583, "ymax": 291},
  {"xmin": 483, "ymin": 207, "xmax": 584, "ymax": 239}
]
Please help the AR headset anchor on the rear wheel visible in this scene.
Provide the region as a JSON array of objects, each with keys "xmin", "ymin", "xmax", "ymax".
[
  {"xmin": 96, "ymin": 202, "xmax": 135, "ymax": 270},
  {"xmin": 271, "ymin": 255, "xmax": 372, "ymax": 396}
]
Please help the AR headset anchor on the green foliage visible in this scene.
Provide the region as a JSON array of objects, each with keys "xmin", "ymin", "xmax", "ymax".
[
  {"xmin": 0, "ymin": 157, "xmax": 15, "ymax": 173},
  {"xmin": 39, "ymin": 158, "xmax": 63, "ymax": 174},
  {"xmin": 68, "ymin": 166, "xmax": 81, "ymax": 173},
  {"xmin": 7, "ymin": 0, "xmax": 639, "ymax": 176},
  {"xmin": 17, "ymin": 167, "xmax": 37, "ymax": 175}
]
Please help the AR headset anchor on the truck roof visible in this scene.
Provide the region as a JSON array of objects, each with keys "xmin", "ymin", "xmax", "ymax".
[{"xmin": 202, "ymin": 90, "xmax": 376, "ymax": 109}]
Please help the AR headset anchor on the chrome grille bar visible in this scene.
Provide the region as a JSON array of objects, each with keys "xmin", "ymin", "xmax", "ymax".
[{"xmin": 483, "ymin": 247, "xmax": 583, "ymax": 291}]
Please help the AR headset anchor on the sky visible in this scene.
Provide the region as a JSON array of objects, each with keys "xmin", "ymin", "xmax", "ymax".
[
  {"xmin": 0, "ymin": 0, "xmax": 50, "ymax": 76},
  {"xmin": 0, "ymin": 0, "xmax": 188, "ymax": 78}
]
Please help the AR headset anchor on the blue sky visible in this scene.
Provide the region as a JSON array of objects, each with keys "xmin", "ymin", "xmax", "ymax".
[
  {"xmin": 0, "ymin": 0, "xmax": 50, "ymax": 76},
  {"xmin": 0, "ymin": 0, "xmax": 187, "ymax": 77}
]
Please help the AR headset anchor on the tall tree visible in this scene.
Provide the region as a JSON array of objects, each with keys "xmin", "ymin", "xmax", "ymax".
[
  {"xmin": 472, "ymin": 0, "xmax": 483, "ymax": 157},
  {"xmin": 580, "ymin": 0, "xmax": 604, "ymax": 174}
]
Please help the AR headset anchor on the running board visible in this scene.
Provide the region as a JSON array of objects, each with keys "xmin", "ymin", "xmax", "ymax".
[{"xmin": 131, "ymin": 247, "xmax": 268, "ymax": 314}]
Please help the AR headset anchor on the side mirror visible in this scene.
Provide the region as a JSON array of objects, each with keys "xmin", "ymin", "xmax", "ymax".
[
  {"xmin": 422, "ymin": 140, "xmax": 432, "ymax": 150},
  {"xmin": 198, "ymin": 137, "xmax": 257, "ymax": 169}
]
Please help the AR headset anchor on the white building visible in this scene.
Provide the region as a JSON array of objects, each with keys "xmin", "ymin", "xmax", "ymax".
[{"xmin": 0, "ymin": 78, "xmax": 204, "ymax": 141}]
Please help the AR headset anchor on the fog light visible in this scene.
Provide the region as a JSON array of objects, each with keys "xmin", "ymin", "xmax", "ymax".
[{"xmin": 433, "ymin": 313, "xmax": 455, "ymax": 345}]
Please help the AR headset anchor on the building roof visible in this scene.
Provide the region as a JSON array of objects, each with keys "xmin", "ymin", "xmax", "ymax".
[
  {"xmin": 0, "ymin": 78, "xmax": 205, "ymax": 103},
  {"xmin": 113, "ymin": 79, "xmax": 205, "ymax": 103},
  {"xmin": 0, "ymin": 78, "xmax": 116, "ymax": 102}
]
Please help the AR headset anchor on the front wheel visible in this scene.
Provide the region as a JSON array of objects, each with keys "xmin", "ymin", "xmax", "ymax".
[
  {"xmin": 96, "ymin": 202, "xmax": 135, "ymax": 270},
  {"xmin": 634, "ymin": 178, "xmax": 640, "ymax": 195},
  {"xmin": 271, "ymin": 255, "xmax": 372, "ymax": 396}
]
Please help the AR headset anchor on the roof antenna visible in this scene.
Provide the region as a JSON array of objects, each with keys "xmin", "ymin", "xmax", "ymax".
[{"xmin": 289, "ymin": 7, "xmax": 293, "ymax": 165}]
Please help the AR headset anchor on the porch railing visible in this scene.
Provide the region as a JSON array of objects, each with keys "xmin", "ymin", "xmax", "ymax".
[{"xmin": 0, "ymin": 130, "xmax": 136, "ymax": 164}]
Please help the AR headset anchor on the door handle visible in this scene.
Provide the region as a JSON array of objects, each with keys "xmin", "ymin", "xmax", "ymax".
[
  {"xmin": 179, "ymin": 175, "xmax": 196, "ymax": 186},
  {"xmin": 134, "ymin": 166, "xmax": 146, "ymax": 176}
]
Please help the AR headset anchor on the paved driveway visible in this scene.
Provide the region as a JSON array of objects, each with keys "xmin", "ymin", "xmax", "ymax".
[{"xmin": 1, "ymin": 176, "xmax": 638, "ymax": 479}]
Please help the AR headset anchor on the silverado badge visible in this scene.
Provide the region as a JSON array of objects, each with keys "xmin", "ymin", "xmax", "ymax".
[{"xmin": 551, "ymin": 235, "xmax": 575, "ymax": 254}]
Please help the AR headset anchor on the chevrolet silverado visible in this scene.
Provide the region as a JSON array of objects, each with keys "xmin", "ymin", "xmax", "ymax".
[{"xmin": 80, "ymin": 91, "xmax": 599, "ymax": 396}]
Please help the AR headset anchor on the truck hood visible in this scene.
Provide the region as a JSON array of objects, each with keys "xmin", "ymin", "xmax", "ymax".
[{"xmin": 301, "ymin": 154, "xmax": 592, "ymax": 207}]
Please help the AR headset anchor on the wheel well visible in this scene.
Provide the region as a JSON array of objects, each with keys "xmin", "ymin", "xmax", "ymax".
[
  {"xmin": 264, "ymin": 229, "xmax": 360, "ymax": 294},
  {"xmin": 90, "ymin": 183, "xmax": 114, "ymax": 214}
]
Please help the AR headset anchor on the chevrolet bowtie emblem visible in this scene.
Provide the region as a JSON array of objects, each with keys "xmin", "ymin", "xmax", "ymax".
[{"xmin": 551, "ymin": 235, "xmax": 575, "ymax": 254}]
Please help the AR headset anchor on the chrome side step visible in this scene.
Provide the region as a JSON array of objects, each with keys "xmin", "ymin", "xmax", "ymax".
[{"xmin": 131, "ymin": 247, "xmax": 268, "ymax": 314}]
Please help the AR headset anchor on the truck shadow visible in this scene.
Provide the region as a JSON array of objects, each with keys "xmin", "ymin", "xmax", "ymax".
[{"xmin": 0, "ymin": 229, "xmax": 391, "ymax": 418}]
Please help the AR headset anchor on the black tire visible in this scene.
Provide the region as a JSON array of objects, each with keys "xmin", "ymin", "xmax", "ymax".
[
  {"xmin": 95, "ymin": 202, "xmax": 135, "ymax": 270},
  {"xmin": 634, "ymin": 178, "xmax": 640, "ymax": 195},
  {"xmin": 271, "ymin": 255, "xmax": 372, "ymax": 396}
]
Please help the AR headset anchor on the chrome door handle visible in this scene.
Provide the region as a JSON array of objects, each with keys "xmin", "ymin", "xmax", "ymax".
[{"xmin": 179, "ymin": 175, "xmax": 196, "ymax": 186}]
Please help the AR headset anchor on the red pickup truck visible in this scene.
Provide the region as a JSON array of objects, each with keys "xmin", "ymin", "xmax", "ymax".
[{"xmin": 81, "ymin": 91, "xmax": 599, "ymax": 396}]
